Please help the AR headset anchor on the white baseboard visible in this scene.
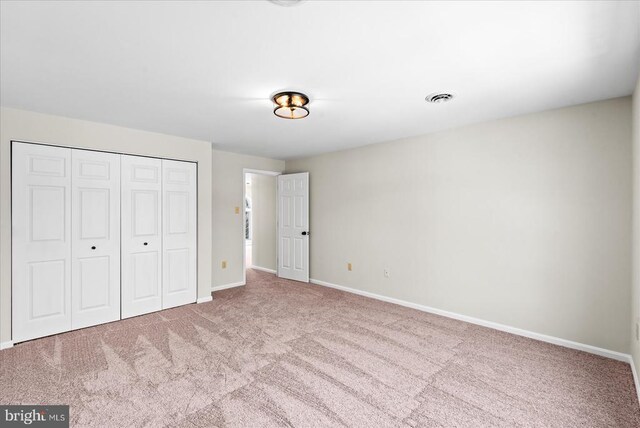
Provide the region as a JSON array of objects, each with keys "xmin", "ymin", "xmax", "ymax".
[
  {"xmin": 211, "ymin": 281, "xmax": 245, "ymax": 292},
  {"xmin": 249, "ymin": 265, "xmax": 276, "ymax": 274},
  {"xmin": 310, "ymin": 278, "xmax": 631, "ymax": 363},
  {"xmin": 0, "ymin": 341, "xmax": 14, "ymax": 350},
  {"xmin": 196, "ymin": 295, "xmax": 213, "ymax": 304},
  {"xmin": 631, "ymin": 356, "xmax": 640, "ymax": 405}
]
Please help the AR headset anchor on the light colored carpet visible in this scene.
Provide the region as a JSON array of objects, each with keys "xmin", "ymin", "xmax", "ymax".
[{"xmin": 1, "ymin": 269, "xmax": 639, "ymax": 427}]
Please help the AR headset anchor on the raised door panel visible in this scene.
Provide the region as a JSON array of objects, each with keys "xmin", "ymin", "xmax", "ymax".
[
  {"xmin": 12, "ymin": 142, "xmax": 72, "ymax": 342},
  {"xmin": 30, "ymin": 186, "xmax": 66, "ymax": 242},
  {"xmin": 29, "ymin": 260, "xmax": 66, "ymax": 320},
  {"xmin": 167, "ymin": 192, "xmax": 189, "ymax": 235},
  {"xmin": 132, "ymin": 190, "xmax": 159, "ymax": 236},
  {"xmin": 71, "ymin": 150, "xmax": 120, "ymax": 330},
  {"xmin": 280, "ymin": 237, "xmax": 291, "ymax": 269},
  {"xmin": 121, "ymin": 155, "xmax": 163, "ymax": 318},
  {"xmin": 132, "ymin": 252, "xmax": 160, "ymax": 299},
  {"xmin": 78, "ymin": 257, "xmax": 110, "ymax": 310},
  {"xmin": 162, "ymin": 160, "xmax": 197, "ymax": 309},
  {"xmin": 166, "ymin": 249, "xmax": 189, "ymax": 293},
  {"xmin": 79, "ymin": 189, "xmax": 110, "ymax": 239}
]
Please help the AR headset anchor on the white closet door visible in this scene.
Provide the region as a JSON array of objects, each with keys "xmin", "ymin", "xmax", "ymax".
[
  {"xmin": 12, "ymin": 142, "xmax": 72, "ymax": 342},
  {"xmin": 121, "ymin": 155, "xmax": 163, "ymax": 318},
  {"xmin": 71, "ymin": 150, "xmax": 121, "ymax": 329},
  {"xmin": 162, "ymin": 160, "xmax": 197, "ymax": 309}
]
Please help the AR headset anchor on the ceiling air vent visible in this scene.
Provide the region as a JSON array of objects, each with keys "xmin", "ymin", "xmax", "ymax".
[{"xmin": 426, "ymin": 93, "xmax": 454, "ymax": 103}]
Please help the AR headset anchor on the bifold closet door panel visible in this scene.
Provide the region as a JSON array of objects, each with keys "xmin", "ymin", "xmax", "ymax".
[
  {"xmin": 71, "ymin": 150, "xmax": 121, "ymax": 330},
  {"xmin": 121, "ymin": 155, "xmax": 163, "ymax": 318},
  {"xmin": 12, "ymin": 143, "xmax": 72, "ymax": 342},
  {"xmin": 162, "ymin": 160, "xmax": 197, "ymax": 309}
]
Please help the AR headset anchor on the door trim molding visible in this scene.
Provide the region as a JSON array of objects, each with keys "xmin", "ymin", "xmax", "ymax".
[
  {"xmin": 242, "ymin": 168, "xmax": 282, "ymax": 288},
  {"xmin": 9, "ymin": 139, "xmax": 197, "ymax": 163},
  {"xmin": 0, "ymin": 341, "xmax": 14, "ymax": 350},
  {"xmin": 310, "ymin": 277, "xmax": 632, "ymax": 363},
  {"xmin": 243, "ymin": 168, "xmax": 281, "ymax": 176},
  {"xmin": 196, "ymin": 295, "xmax": 212, "ymax": 304}
]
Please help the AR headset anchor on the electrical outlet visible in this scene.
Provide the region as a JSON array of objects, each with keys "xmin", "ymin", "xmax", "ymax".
[
  {"xmin": 221, "ymin": 260, "xmax": 227, "ymax": 269},
  {"xmin": 384, "ymin": 268, "xmax": 390, "ymax": 278},
  {"xmin": 347, "ymin": 263, "xmax": 352, "ymax": 271}
]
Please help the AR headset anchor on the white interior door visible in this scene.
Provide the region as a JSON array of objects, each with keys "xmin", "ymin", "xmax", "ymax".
[
  {"xmin": 121, "ymin": 155, "xmax": 162, "ymax": 318},
  {"xmin": 277, "ymin": 172, "xmax": 309, "ymax": 282},
  {"xmin": 12, "ymin": 142, "xmax": 72, "ymax": 342},
  {"xmin": 162, "ymin": 159, "xmax": 197, "ymax": 309},
  {"xmin": 71, "ymin": 150, "xmax": 121, "ymax": 329}
]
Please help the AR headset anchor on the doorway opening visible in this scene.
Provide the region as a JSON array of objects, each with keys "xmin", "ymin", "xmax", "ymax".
[{"xmin": 242, "ymin": 169, "xmax": 280, "ymax": 285}]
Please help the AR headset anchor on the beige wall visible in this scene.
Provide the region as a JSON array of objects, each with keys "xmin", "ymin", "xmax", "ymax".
[
  {"xmin": 212, "ymin": 151, "xmax": 284, "ymax": 287},
  {"xmin": 1, "ymin": 97, "xmax": 634, "ymax": 356},
  {"xmin": 249, "ymin": 173, "xmax": 277, "ymax": 271},
  {"xmin": 632, "ymin": 77, "xmax": 640, "ymax": 373},
  {"xmin": 287, "ymin": 97, "xmax": 633, "ymax": 353},
  {"xmin": 0, "ymin": 107, "xmax": 213, "ymax": 344}
]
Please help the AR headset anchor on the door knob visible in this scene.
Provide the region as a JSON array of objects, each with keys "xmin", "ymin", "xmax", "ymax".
[
  {"xmin": 143, "ymin": 242, "xmax": 148, "ymax": 246},
  {"xmin": 91, "ymin": 246, "xmax": 96, "ymax": 250},
  {"xmin": 302, "ymin": 231, "xmax": 309, "ymax": 236}
]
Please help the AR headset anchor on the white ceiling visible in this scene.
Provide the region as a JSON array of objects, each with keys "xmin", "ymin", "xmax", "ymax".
[{"xmin": 1, "ymin": 1, "xmax": 639, "ymax": 160}]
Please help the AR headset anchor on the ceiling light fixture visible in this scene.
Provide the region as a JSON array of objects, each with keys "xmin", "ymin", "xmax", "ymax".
[
  {"xmin": 426, "ymin": 92, "xmax": 454, "ymax": 103},
  {"xmin": 272, "ymin": 91, "xmax": 310, "ymax": 119}
]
